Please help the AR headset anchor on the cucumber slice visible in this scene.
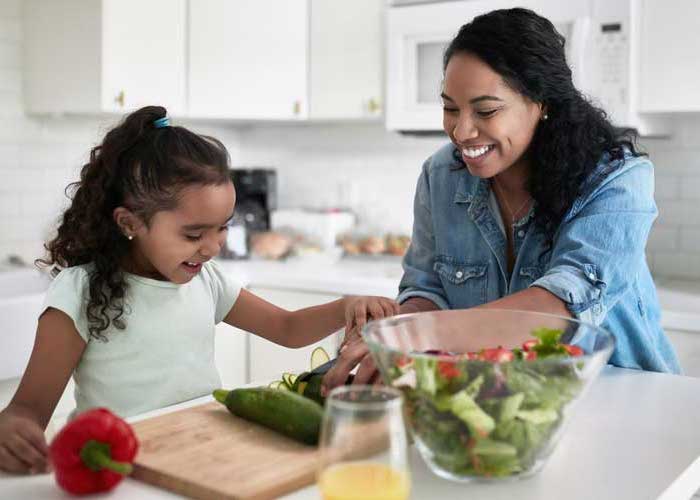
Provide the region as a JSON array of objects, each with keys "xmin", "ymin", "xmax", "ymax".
[
  {"xmin": 310, "ymin": 347, "xmax": 330, "ymax": 370},
  {"xmin": 282, "ymin": 373, "xmax": 297, "ymax": 389},
  {"xmin": 268, "ymin": 381, "xmax": 283, "ymax": 390}
]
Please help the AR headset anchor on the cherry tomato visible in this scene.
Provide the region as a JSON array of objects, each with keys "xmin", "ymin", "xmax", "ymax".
[{"xmin": 563, "ymin": 344, "xmax": 584, "ymax": 357}]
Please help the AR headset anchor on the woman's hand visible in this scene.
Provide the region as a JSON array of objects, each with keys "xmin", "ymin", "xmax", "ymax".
[
  {"xmin": 322, "ymin": 336, "xmax": 380, "ymax": 397},
  {"xmin": 343, "ymin": 295, "xmax": 399, "ymax": 338},
  {"xmin": 0, "ymin": 409, "xmax": 50, "ymax": 474}
]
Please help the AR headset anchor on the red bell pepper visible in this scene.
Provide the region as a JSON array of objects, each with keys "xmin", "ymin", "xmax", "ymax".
[{"xmin": 49, "ymin": 407, "xmax": 139, "ymax": 495}]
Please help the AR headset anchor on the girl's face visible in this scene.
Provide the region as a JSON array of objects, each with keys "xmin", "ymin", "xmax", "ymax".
[
  {"xmin": 127, "ymin": 182, "xmax": 235, "ymax": 283},
  {"xmin": 442, "ymin": 52, "xmax": 543, "ymax": 179}
]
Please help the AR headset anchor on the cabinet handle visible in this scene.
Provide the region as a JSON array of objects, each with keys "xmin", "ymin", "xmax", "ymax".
[
  {"xmin": 114, "ymin": 90, "xmax": 125, "ymax": 107},
  {"xmin": 293, "ymin": 100, "xmax": 301, "ymax": 115},
  {"xmin": 367, "ymin": 97, "xmax": 381, "ymax": 114}
]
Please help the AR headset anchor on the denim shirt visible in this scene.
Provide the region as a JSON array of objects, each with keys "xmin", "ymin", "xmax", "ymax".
[{"xmin": 398, "ymin": 142, "xmax": 680, "ymax": 374}]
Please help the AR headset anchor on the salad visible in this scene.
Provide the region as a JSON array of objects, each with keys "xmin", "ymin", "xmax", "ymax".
[{"xmin": 387, "ymin": 328, "xmax": 585, "ymax": 478}]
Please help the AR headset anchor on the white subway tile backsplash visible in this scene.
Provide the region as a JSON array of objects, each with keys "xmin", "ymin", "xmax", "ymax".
[
  {"xmin": 652, "ymin": 251, "xmax": 700, "ymax": 280},
  {"xmin": 0, "ymin": 40, "xmax": 19, "ymax": 69},
  {"xmin": 679, "ymin": 176, "xmax": 700, "ymax": 200},
  {"xmin": 680, "ymin": 228, "xmax": 700, "ymax": 253},
  {"xmin": 653, "ymin": 174, "xmax": 680, "ymax": 200},
  {"xmin": 0, "ymin": 17, "xmax": 21, "ymax": 42},
  {"xmin": 0, "ymin": 68, "xmax": 19, "ymax": 91},
  {"xmin": 647, "ymin": 225, "xmax": 679, "ymax": 252},
  {"xmin": 0, "ymin": 0, "xmax": 20, "ymax": 20},
  {"xmin": 655, "ymin": 200, "xmax": 699, "ymax": 227}
]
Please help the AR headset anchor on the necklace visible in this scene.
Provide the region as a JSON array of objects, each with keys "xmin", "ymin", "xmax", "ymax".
[{"xmin": 492, "ymin": 178, "xmax": 531, "ymax": 223}]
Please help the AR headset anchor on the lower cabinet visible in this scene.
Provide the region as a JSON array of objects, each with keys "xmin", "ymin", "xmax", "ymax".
[
  {"xmin": 215, "ymin": 322, "xmax": 248, "ymax": 389},
  {"xmin": 247, "ymin": 286, "xmax": 343, "ymax": 383},
  {"xmin": 665, "ymin": 329, "xmax": 700, "ymax": 378}
]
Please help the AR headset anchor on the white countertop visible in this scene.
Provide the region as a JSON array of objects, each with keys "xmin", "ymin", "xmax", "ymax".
[
  {"xmin": 217, "ymin": 256, "xmax": 700, "ymax": 333},
  {"xmin": 2, "ymin": 367, "xmax": 699, "ymax": 500},
  {"xmin": 216, "ymin": 255, "xmax": 404, "ymax": 297}
]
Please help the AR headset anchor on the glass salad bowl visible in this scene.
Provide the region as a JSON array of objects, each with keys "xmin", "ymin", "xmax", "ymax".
[{"xmin": 361, "ymin": 308, "xmax": 615, "ymax": 481}]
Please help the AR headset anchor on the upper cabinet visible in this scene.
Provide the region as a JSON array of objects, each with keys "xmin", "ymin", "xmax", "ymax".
[
  {"xmin": 188, "ymin": 0, "xmax": 309, "ymax": 120},
  {"xmin": 188, "ymin": 0, "xmax": 383, "ymax": 121},
  {"xmin": 24, "ymin": 0, "xmax": 187, "ymax": 115},
  {"xmin": 24, "ymin": 0, "xmax": 384, "ymax": 121},
  {"xmin": 638, "ymin": 0, "xmax": 700, "ymax": 113},
  {"xmin": 308, "ymin": 0, "xmax": 383, "ymax": 120}
]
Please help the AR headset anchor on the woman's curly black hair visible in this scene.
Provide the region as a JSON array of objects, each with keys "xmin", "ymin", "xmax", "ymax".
[
  {"xmin": 444, "ymin": 7, "xmax": 645, "ymax": 239},
  {"xmin": 37, "ymin": 106, "xmax": 231, "ymax": 341}
]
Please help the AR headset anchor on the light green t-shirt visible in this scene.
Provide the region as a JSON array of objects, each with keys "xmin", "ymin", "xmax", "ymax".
[{"xmin": 42, "ymin": 260, "xmax": 241, "ymax": 418}]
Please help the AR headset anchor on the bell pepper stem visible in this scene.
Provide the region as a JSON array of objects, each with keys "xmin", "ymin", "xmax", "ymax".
[{"xmin": 80, "ymin": 440, "xmax": 133, "ymax": 475}]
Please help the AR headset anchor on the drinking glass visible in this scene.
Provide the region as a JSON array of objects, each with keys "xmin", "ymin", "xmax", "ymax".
[{"xmin": 317, "ymin": 385, "xmax": 411, "ymax": 500}]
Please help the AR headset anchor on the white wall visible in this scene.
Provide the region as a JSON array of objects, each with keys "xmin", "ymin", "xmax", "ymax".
[{"xmin": 1, "ymin": 0, "xmax": 699, "ymax": 279}]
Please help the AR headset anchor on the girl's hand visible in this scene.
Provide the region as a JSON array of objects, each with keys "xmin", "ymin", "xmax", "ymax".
[
  {"xmin": 343, "ymin": 295, "xmax": 400, "ymax": 338},
  {"xmin": 0, "ymin": 410, "xmax": 50, "ymax": 474}
]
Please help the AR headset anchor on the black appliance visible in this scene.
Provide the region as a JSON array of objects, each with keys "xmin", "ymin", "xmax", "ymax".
[{"xmin": 221, "ymin": 168, "xmax": 277, "ymax": 259}]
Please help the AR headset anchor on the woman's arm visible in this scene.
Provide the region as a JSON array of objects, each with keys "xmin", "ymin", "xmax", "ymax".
[
  {"xmin": 478, "ymin": 286, "xmax": 570, "ymax": 316},
  {"xmin": 0, "ymin": 308, "xmax": 86, "ymax": 473},
  {"xmin": 223, "ymin": 289, "xmax": 398, "ymax": 349}
]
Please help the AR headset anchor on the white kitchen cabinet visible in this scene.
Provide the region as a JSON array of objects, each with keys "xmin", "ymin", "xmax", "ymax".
[
  {"xmin": 215, "ymin": 322, "xmax": 248, "ymax": 389},
  {"xmin": 187, "ymin": 0, "xmax": 383, "ymax": 121},
  {"xmin": 639, "ymin": 0, "xmax": 700, "ymax": 113},
  {"xmin": 308, "ymin": 0, "xmax": 383, "ymax": 119},
  {"xmin": 23, "ymin": 0, "xmax": 186, "ymax": 115},
  {"xmin": 665, "ymin": 329, "xmax": 700, "ymax": 378},
  {"xmin": 188, "ymin": 0, "xmax": 308, "ymax": 120},
  {"xmin": 247, "ymin": 287, "xmax": 343, "ymax": 383}
]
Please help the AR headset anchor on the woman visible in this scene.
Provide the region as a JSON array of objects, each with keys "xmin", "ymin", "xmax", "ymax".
[{"xmin": 322, "ymin": 7, "xmax": 680, "ymax": 393}]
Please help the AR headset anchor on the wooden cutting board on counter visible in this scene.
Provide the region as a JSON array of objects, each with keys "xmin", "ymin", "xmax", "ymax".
[{"xmin": 130, "ymin": 401, "xmax": 321, "ymax": 500}]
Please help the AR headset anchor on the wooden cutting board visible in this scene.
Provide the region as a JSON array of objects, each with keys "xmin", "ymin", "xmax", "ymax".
[{"xmin": 130, "ymin": 401, "xmax": 321, "ymax": 500}]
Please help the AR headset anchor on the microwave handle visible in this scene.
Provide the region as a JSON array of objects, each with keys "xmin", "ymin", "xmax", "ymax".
[{"xmin": 568, "ymin": 17, "xmax": 591, "ymax": 89}]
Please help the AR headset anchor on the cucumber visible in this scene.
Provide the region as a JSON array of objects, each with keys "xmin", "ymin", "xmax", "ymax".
[
  {"xmin": 213, "ymin": 388, "xmax": 323, "ymax": 445},
  {"xmin": 310, "ymin": 347, "xmax": 330, "ymax": 370}
]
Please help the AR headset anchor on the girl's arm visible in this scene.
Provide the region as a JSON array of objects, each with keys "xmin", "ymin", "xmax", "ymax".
[
  {"xmin": 223, "ymin": 289, "xmax": 398, "ymax": 349},
  {"xmin": 0, "ymin": 308, "xmax": 86, "ymax": 473}
]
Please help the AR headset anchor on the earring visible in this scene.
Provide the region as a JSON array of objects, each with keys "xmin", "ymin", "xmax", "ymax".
[
  {"xmin": 126, "ymin": 234, "xmax": 133, "ymax": 241},
  {"xmin": 542, "ymin": 113, "xmax": 549, "ymax": 121}
]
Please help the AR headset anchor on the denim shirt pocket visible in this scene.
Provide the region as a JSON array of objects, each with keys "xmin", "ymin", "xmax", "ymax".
[{"xmin": 433, "ymin": 256, "xmax": 487, "ymax": 307}]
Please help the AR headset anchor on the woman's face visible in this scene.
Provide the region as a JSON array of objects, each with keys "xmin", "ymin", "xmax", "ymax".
[{"xmin": 442, "ymin": 52, "xmax": 543, "ymax": 179}]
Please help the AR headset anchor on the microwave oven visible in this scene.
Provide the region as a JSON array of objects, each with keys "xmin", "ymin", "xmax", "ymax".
[{"xmin": 386, "ymin": 0, "xmax": 670, "ymax": 136}]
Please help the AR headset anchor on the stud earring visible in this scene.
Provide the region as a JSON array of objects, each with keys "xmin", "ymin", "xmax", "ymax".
[
  {"xmin": 126, "ymin": 234, "xmax": 133, "ymax": 241},
  {"xmin": 542, "ymin": 113, "xmax": 549, "ymax": 121}
]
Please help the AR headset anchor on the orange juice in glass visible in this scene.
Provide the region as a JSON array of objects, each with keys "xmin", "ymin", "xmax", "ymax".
[{"xmin": 318, "ymin": 386, "xmax": 411, "ymax": 500}]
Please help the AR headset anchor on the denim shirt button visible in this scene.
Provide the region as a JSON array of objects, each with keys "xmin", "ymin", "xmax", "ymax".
[
  {"xmin": 517, "ymin": 230, "xmax": 525, "ymax": 237},
  {"xmin": 455, "ymin": 271, "xmax": 464, "ymax": 279}
]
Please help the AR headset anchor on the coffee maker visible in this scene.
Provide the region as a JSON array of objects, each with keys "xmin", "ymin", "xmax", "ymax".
[{"xmin": 221, "ymin": 168, "xmax": 277, "ymax": 259}]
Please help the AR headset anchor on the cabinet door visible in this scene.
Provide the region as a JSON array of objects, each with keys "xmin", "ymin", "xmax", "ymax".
[
  {"xmin": 101, "ymin": 0, "xmax": 187, "ymax": 114},
  {"xmin": 639, "ymin": 0, "xmax": 700, "ymax": 112},
  {"xmin": 188, "ymin": 0, "xmax": 308, "ymax": 119},
  {"xmin": 215, "ymin": 322, "xmax": 248, "ymax": 389},
  {"xmin": 309, "ymin": 0, "xmax": 383, "ymax": 119},
  {"xmin": 247, "ymin": 287, "xmax": 342, "ymax": 383},
  {"xmin": 665, "ymin": 329, "xmax": 700, "ymax": 378}
]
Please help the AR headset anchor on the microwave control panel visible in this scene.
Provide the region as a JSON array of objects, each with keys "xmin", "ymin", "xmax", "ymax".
[{"xmin": 593, "ymin": 21, "xmax": 630, "ymax": 124}]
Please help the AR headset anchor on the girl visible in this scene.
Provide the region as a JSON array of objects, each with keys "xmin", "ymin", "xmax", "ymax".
[
  {"xmin": 0, "ymin": 106, "xmax": 399, "ymax": 474},
  {"xmin": 323, "ymin": 7, "xmax": 680, "ymax": 392}
]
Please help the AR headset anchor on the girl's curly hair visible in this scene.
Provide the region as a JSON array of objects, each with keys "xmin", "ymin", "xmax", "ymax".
[
  {"xmin": 444, "ymin": 8, "xmax": 645, "ymax": 239},
  {"xmin": 37, "ymin": 106, "xmax": 231, "ymax": 341}
]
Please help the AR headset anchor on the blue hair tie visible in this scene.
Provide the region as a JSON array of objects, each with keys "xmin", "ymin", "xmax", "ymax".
[{"xmin": 153, "ymin": 116, "xmax": 170, "ymax": 128}]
